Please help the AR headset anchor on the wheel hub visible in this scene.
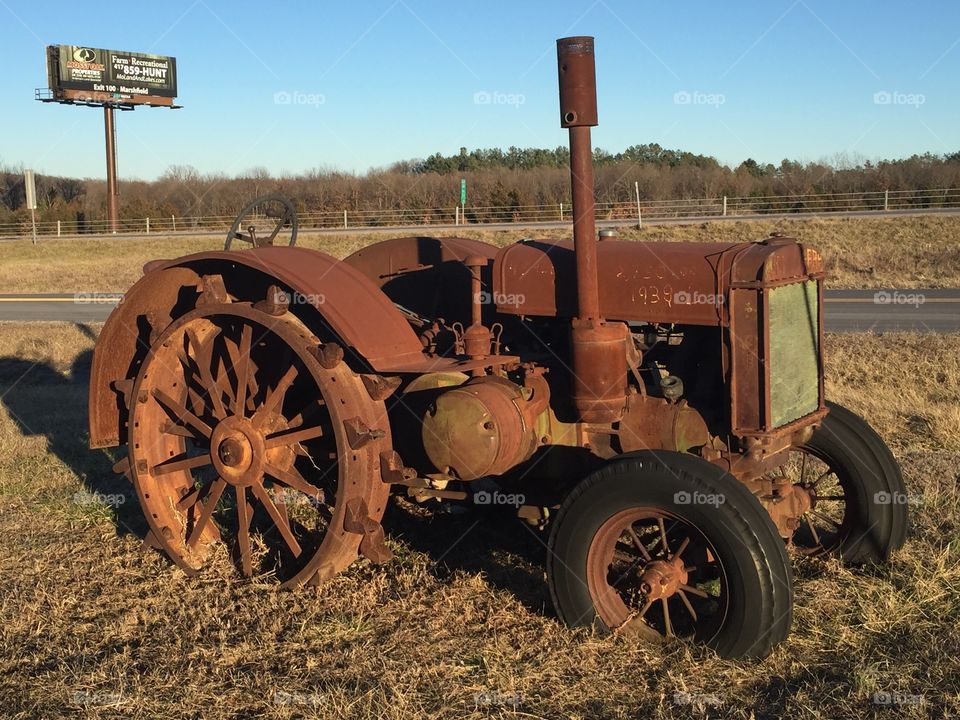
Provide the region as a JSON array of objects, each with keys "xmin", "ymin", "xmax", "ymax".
[
  {"xmin": 637, "ymin": 556, "xmax": 688, "ymax": 601},
  {"xmin": 210, "ymin": 416, "xmax": 265, "ymax": 487}
]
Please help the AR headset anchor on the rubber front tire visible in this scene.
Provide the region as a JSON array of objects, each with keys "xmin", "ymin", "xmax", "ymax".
[
  {"xmin": 797, "ymin": 401, "xmax": 908, "ymax": 562},
  {"xmin": 547, "ymin": 451, "xmax": 793, "ymax": 660}
]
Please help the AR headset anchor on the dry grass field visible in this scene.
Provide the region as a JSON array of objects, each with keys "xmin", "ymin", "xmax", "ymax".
[
  {"xmin": 1, "ymin": 214, "xmax": 959, "ymax": 293},
  {"xmin": 0, "ymin": 322, "xmax": 957, "ymax": 719}
]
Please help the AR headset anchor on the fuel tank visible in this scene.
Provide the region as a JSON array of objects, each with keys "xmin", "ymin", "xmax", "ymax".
[{"xmin": 492, "ymin": 236, "xmax": 823, "ymax": 325}]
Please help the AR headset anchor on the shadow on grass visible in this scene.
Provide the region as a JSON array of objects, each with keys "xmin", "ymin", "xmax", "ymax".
[
  {"xmin": 0, "ymin": 324, "xmax": 147, "ymax": 538},
  {"xmin": 382, "ymin": 498, "xmax": 556, "ymax": 617}
]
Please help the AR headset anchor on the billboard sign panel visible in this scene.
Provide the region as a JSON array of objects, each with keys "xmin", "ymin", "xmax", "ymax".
[{"xmin": 46, "ymin": 45, "xmax": 178, "ymax": 106}]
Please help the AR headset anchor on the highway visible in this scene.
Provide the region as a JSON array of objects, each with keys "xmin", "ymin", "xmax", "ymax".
[
  {"xmin": 2, "ymin": 206, "xmax": 960, "ymax": 243},
  {"xmin": 1, "ymin": 289, "xmax": 956, "ymax": 333}
]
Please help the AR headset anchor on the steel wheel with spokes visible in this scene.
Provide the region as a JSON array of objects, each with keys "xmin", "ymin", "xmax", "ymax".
[{"xmin": 126, "ymin": 300, "xmax": 391, "ymax": 587}]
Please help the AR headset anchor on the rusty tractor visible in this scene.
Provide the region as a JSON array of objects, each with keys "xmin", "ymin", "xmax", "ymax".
[{"xmin": 89, "ymin": 36, "xmax": 907, "ymax": 659}]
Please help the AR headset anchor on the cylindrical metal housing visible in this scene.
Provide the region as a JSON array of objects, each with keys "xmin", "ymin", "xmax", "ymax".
[
  {"xmin": 570, "ymin": 318, "xmax": 628, "ymax": 423},
  {"xmin": 422, "ymin": 377, "xmax": 537, "ymax": 480},
  {"xmin": 557, "ymin": 36, "xmax": 598, "ymax": 127}
]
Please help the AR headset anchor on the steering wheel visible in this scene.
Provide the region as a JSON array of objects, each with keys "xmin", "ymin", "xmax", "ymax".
[{"xmin": 224, "ymin": 194, "xmax": 299, "ymax": 250}]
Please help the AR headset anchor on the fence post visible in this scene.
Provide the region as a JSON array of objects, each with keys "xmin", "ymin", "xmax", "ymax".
[
  {"xmin": 57, "ymin": 220, "xmax": 61, "ymax": 237},
  {"xmin": 455, "ymin": 205, "xmax": 459, "ymax": 226},
  {"xmin": 559, "ymin": 202, "xmax": 563, "ymax": 221},
  {"xmin": 172, "ymin": 215, "xmax": 176, "ymax": 231},
  {"xmin": 884, "ymin": 189, "xmax": 889, "ymax": 212},
  {"xmin": 635, "ymin": 181, "xmax": 642, "ymax": 229},
  {"xmin": 146, "ymin": 217, "xmax": 150, "ymax": 234},
  {"xmin": 344, "ymin": 210, "xmax": 348, "ymax": 229},
  {"xmin": 722, "ymin": 195, "xmax": 727, "ymax": 217}
]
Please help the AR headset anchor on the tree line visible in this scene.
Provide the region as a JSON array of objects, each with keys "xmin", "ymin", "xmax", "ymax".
[{"xmin": 2, "ymin": 144, "xmax": 959, "ymax": 231}]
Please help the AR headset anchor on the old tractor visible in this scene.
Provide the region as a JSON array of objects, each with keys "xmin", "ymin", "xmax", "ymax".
[{"xmin": 89, "ymin": 37, "xmax": 906, "ymax": 659}]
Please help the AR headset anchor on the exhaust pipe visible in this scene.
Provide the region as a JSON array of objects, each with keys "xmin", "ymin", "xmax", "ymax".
[
  {"xmin": 557, "ymin": 36, "xmax": 628, "ymax": 423},
  {"xmin": 557, "ymin": 36, "xmax": 600, "ymax": 320}
]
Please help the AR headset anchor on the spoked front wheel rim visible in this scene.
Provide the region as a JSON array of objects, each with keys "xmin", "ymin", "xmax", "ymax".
[
  {"xmin": 586, "ymin": 507, "xmax": 729, "ymax": 644},
  {"xmin": 771, "ymin": 447, "xmax": 854, "ymax": 556}
]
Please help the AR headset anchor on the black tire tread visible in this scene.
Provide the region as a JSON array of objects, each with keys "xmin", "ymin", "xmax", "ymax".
[{"xmin": 547, "ymin": 451, "xmax": 793, "ymax": 659}]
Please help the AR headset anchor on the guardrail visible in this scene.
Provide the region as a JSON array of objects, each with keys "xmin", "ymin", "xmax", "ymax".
[{"xmin": 2, "ymin": 187, "xmax": 959, "ymax": 239}]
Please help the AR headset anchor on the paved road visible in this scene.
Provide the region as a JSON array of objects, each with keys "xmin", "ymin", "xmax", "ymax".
[
  {"xmin": 2, "ymin": 207, "xmax": 960, "ymax": 242},
  {"xmin": 1, "ymin": 290, "xmax": 956, "ymax": 332}
]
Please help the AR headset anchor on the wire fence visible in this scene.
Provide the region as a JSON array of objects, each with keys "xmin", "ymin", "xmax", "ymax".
[{"xmin": 3, "ymin": 187, "xmax": 959, "ymax": 239}]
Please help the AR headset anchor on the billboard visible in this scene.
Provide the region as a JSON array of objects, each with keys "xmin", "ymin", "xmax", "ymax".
[{"xmin": 46, "ymin": 45, "xmax": 178, "ymax": 106}]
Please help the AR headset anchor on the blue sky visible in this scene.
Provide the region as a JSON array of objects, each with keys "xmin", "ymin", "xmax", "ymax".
[{"xmin": 1, "ymin": 0, "xmax": 958, "ymax": 180}]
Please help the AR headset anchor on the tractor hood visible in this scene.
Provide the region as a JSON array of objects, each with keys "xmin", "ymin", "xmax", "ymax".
[{"xmin": 492, "ymin": 236, "xmax": 823, "ymax": 326}]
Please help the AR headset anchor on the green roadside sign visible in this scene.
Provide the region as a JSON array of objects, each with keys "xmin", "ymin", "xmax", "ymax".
[{"xmin": 460, "ymin": 178, "xmax": 467, "ymax": 205}]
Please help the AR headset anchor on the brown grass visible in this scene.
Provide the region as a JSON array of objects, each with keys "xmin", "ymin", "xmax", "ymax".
[
  {"xmin": 1, "ymin": 214, "xmax": 959, "ymax": 294},
  {"xmin": 0, "ymin": 323, "xmax": 957, "ymax": 718}
]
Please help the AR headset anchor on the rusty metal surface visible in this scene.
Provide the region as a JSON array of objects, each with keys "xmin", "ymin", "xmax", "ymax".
[
  {"xmin": 493, "ymin": 238, "xmax": 821, "ymax": 325},
  {"xmin": 89, "ymin": 265, "xmax": 202, "ymax": 448},
  {"xmin": 421, "ymin": 376, "xmax": 537, "ymax": 480},
  {"xmin": 556, "ymin": 36, "xmax": 629, "ymax": 424},
  {"xmin": 344, "ymin": 236, "xmax": 499, "ymax": 327},
  {"xmin": 90, "ymin": 247, "xmax": 435, "ymax": 447},
  {"xmin": 586, "ymin": 507, "xmax": 726, "ymax": 642},
  {"xmin": 125, "ymin": 297, "xmax": 392, "ymax": 586},
  {"xmin": 570, "ymin": 318, "xmax": 629, "ymax": 423},
  {"xmin": 618, "ymin": 396, "xmax": 710, "ymax": 453},
  {"xmin": 557, "ymin": 37, "xmax": 599, "ymax": 128},
  {"xmin": 556, "ymin": 34, "xmax": 600, "ymax": 328},
  {"xmin": 156, "ymin": 247, "xmax": 428, "ymax": 370}
]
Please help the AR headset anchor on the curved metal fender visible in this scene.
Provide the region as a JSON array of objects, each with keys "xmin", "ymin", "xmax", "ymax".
[{"xmin": 89, "ymin": 246, "xmax": 425, "ymax": 448}]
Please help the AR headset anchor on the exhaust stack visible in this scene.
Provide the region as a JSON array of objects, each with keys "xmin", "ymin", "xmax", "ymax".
[
  {"xmin": 557, "ymin": 36, "xmax": 628, "ymax": 422},
  {"xmin": 557, "ymin": 36, "xmax": 600, "ymax": 319}
]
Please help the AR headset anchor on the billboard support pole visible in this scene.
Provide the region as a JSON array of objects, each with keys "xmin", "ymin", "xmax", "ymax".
[{"xmin": 104, "ymin": 106, "xmax": 119, "ymax": 234}]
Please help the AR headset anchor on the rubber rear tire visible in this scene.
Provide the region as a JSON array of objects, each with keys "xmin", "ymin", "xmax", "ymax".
[{"xmin": 547, "ymin": 451, "xmax": 793, "ymax": 660}]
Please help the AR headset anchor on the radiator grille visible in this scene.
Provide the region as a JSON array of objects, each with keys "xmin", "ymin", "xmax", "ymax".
[{"xmin": 768, "ymin": 281, "xmax": 820, "ymax": 427}]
